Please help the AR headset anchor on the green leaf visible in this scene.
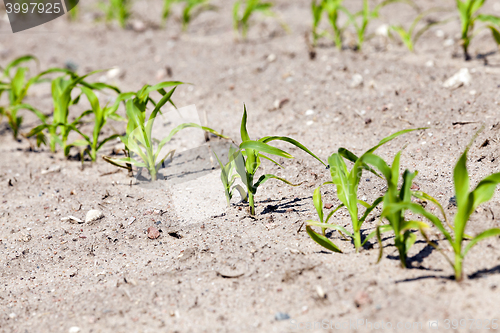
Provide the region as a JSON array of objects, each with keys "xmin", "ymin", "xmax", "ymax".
[
  {"xmin": 260, "ymin": 136, "xmax": 326, "ymax": 166},
  {"xmin": 240, "ymin": 140, "xmax": 293, "ymax": 159},
  {"xmin": 306, "ymin": 220, "xmax": 354, "ymax": 238},
  {"xmin": 240, "ymin": 105, "xmax": 251, "ymax": 142},
  {"xmin": 306, "ymin": 226, "xmax": 343, "ymax": 253},
  {"xmin": 463, "ymin": 228, "xmax": 500, "ymax": 256},
  {"xmin": 313, "ymin": 186, "xmax": 324, "ymax": 223}
]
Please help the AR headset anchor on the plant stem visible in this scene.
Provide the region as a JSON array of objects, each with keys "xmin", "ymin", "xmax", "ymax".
[
  {"xmin": 249, "ymin": 192, "xmax": 255, "ymax": 215},
  {"xmin": 354, "ymin": 229, "xmax": 361, "ymax": 252},
  {"xmin": 454, "ymin": 253, "xmax": 463, "ymax": 281}
]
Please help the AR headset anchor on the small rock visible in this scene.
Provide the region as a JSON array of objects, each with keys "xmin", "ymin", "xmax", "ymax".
[
  {"xmin": 305, "ymin": 109, "xmax": 314, "ymax": 116},
  {"xmin": 68, "ymin": 327, "xmax": 81, "ymax": 333},
  {"xmin": 272, "ymin": 98, "xmax": 289, "ymax": 110},
  {"xmin": 316, "ymin": 285, "xmax": 326, "ymax": 299},
  {"xmin": 267, "ymin": 53, "xmax": 277, "ymax": 62},
  {"xmin": 147, "ymin": 226, "xmax": 160, "ymax": 239},
  {"xmin": 425, "ymin": 60, "xmax": 434, "ymax": 67},
  {"xmin": 107, "ymin": 67, "xmax": 121, "ymax": 80},
  {"xmin": 375, "ymin": 24, "xmax": 389, "ymax": 37},
  {"xmin": 449, "ymin": 196, "xmax": 457, "ymax": 207},
  {"xmin": 444, "ymin": 38, "xmax": 454, "ymax": 47},
  {"xmin": 274, "ymin": 312, "xmax": 290, "ymax": 321},
  {"xmin": 41, "ymin": 165, "xmax": 61, "ymax": 175},
  {"xmin": 127, "ymin": 217, "xmax": 136, "ymax": 226},
  {"xmin": 85, "ymin": 210, "xmax": 104, "ymax": 223},
  {"xmin": 306, "ymin": 120, "xmax": 314, "ymax": 126},
  {"xmin": 61, "ymin": 216, "xmax": 83, "ymax": 224},
  {"xmin": 435, "ymin": 29, "xmax": 445, "ymax": 38},
  {"xmin": 324, "ymin": 203, "xmax": 333, "ymax": 209},
  {"xmin": 350, "ymin": 74, "xmax": 364, "ymax": 88},
  {"xmin": 469, "ymin": 90, "xmax": 476, "ymax": 95},
  {"xmin": 443, "ymin": 68, "xmax": 471, "ymax": 89},
  {"xmin": 8, "ymin": 313, "xmax": 16, "ymax": 319},
  {"xmin": 354, "ymin": 291, "xmax": 372, "ymax": 307},
  {"xmin": 131, "ymin": 20, "xmax": 146, "ymax": 32}
]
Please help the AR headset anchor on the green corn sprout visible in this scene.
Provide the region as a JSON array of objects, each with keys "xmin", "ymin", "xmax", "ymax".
[
  {"xmin": 456, "ymin": 0, "xmax": 500, "ymax": 60},
  {"xmin": 306, "ymin": 129, "xmax": 423, "ymax": 253},
  {"xmin": 390, "ymin": 8, "xmax": 451, "ymax": 52},
  {"xmin": 233, "ymin": 0, "xmax": 280, "ymax": 39},
  {"xmin": 311, "ymin": 0, "xmax": 326, "ymax": 46},
  {"xmin": 103, "ymin": 84, "xmax": 227, "ymax": 181},
  {"xmin": 229, "ymin": 105, "xmax": 325, "ymax": 215},
  {"xmin": 360, "ymin": 152, "xmax": 432, "ymax": 267},
  {"xmin": 343, "ymin": 0, "xmax": 414, "ymax": 51},
  {"xmin": 101, "ymin": 0, "xmax": 131, "ymax": 28},
  {"xmin": 324, "ymin": 0, "xmax": 345, "ymax": 49},
  {"xmin": 28, "ymin": 70, "xmax": 118, "ymax": 153},
  {"xmin": 163, "ymin": 0, "xmax": 215, "ymax": 31},
  {"xmin": 382, "ymin": 129, "xmax": 500, "ymax": 281},
  {"xmin": 64, "ymin": 86, "xmax": 125, "ymax": 161},
  {"xmin": 0, "ymin": 55, "xmax": 47, "ymax": 139}
]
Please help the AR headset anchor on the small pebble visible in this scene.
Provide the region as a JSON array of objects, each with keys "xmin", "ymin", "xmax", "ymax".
[
  {"xmin": 274, "ymin": 312, "xmax": 290, "ymax": 321},
  {"xmin": 148, "ymin": 226, "xmax": 160, "ymax": 239},
  {"xmin": 68, "ymin": 327, "xmax": 81, "ymax": 333},
  {"xmin": 85, "ymin": 210, "xmax": 104, "ymax": 223}
]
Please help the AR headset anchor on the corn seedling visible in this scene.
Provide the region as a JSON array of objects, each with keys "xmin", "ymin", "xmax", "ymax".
[
  {"xmin": 64, "ymin": 86, "xmax": 125, "ymax": 161},
  {"xmin": 0, "ymin": 55, "xmax": 48, "ymax": 139},
  {"xmin": 163, "ymin": 0, "xmax": 215, "ymax": 31},
  {"xmin": 306, "ymin": 129, "xmax": 422, "ymax": 253},
  {"xmin": 456, "ymin": 0, "xmax": 500, "ymax": 60},
  {"xmin": 383, "ymin": 129, "xmax": 500, "ymax": 280},
  {"xmin": 229, "ymin": 106, "xmax": 325, "ymax": 215},
  {"xmin": 28, "ymin": 70, "xmax": 119, "ymax": 153},
  {"xmin": 390, "ymin": 8, "xmax": 451, "ymax": 51},
  {"xmin": 101, "ymin": 0, "xmax": 131, "ymax": 28},
  {"xmin": 343, "ymin": 0, "xmax": 414, "ymax": 50},
  {"xmin": 233, "ymin": 0, "xmax": 282, "ymax": 39},
  {"xmin": 324, "ymin": 0, "xmax": 345, "ymax": 49},
  {"xmin": 359, "ymin": 151, "xmax": 430, "ymax": 267},
  {"xmin": 103, "ymin": 83, "xmax": 227, "ymax": 181}
]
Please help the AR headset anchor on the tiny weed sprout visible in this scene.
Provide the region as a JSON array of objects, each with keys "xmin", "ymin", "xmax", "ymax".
[
  {"xmin": 306, "ymin": 129, "xmax": 423, "ymax": 253},
  {"xmin": 101, "ymin": 0, "xmax": 131, "ymax": 28},
  {"xmin": 456, "ymin": 0, "xmax": 500, "ymax": 60},
  {"xmin": 104, "ymin": 82, "xmax": 227, "ymax": 181},
  {"xmin": 311, "ymin": 0, "xmax": 325, "ymax": 46},
  {"xmin": 384, "ymin": 129, "xmax": 500, "ymax": 281},
  {"xmin": 228, "ymin": 106, "xmax": 325, "ymax": 215},
  {"xmin": 64, "ymin": 86, "xmax": 125, "ymax": 161},
  {"xmin": 233, "ymin": 0, "xmax": 282, "ymax": 39},
  {"xmin": 0, "ymin": 55, "xmax": 47, "ymax": 139}
]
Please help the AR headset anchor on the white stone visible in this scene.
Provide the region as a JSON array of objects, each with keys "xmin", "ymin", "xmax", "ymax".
[
  {"xmin": 443, "ymin": 68, "xmax": 472, "ymax": 89},
  {"xmin": 69, "ymin": 327, "xmax": 81, "ymax": 333},
  {"xmin": 85, "ymin": 210, "xmax": 104, "ymax": 223}
]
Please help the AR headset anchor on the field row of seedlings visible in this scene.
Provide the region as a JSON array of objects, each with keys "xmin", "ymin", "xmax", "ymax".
[
  {"xmin": 1, "ymin": 53, "xmax": 499, "ymax": 283},
  {"xmin": 44, "ymin": 0, "xmax": 500, "ymax": 59}
]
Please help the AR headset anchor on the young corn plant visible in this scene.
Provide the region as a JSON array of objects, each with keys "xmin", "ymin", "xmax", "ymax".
[
  {"xmin": 324, "ymin": 0, "xmax": 345, "ymax": 49},
  {"xmin": 101, "ymin": 0, "xmax": 131, "ymax": 28},
  {"xmin": 233, "ymin": 0, "xmax": 282, "ymax": 39},
  {"xmin": 0, "ymin": 55, "xmax": 47, "ymax": 139},
  {"xmin": 103, "ymin": 84, "xmax": 226, "ymax": 181},
  {"xmin": 229, "ymin": 106, "xmax": 326, "ymax": 215},
  {"xmin": 343, "ymin": 0, "xmax": 414, "ymax": 50},
  {"xmin": 311, "ymin": 0, "xmax": 325, "ymax": 46},
  {"xmin": 456, "ymin": 0, "xmax": 500, "ymax": 60},
  {"xmin": 64, "ymin": 86, "xmax": 125, "ymax": 161},
  {"xmin": 360, "ymin": 151, "xmax": 430, "ymax": 267},
  {"xmin": 28, "ymin": 70, "xmax": 118, "ymax": 153},
  {"xmin": 306, "ymin": 129, "xmax": 422, "ymax": 253},
  {"xmin": 383, "ymin": 129, "xmax": 500, "ymax": 281},
  {"xmin": 163, "ymin": 0, "xmax": 215, "ymax": 31}
]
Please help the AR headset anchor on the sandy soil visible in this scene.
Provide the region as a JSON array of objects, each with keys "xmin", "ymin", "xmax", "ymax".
[{"xmin": 1, "ymin": 0, "xmax": 500, "ymax": 332}]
